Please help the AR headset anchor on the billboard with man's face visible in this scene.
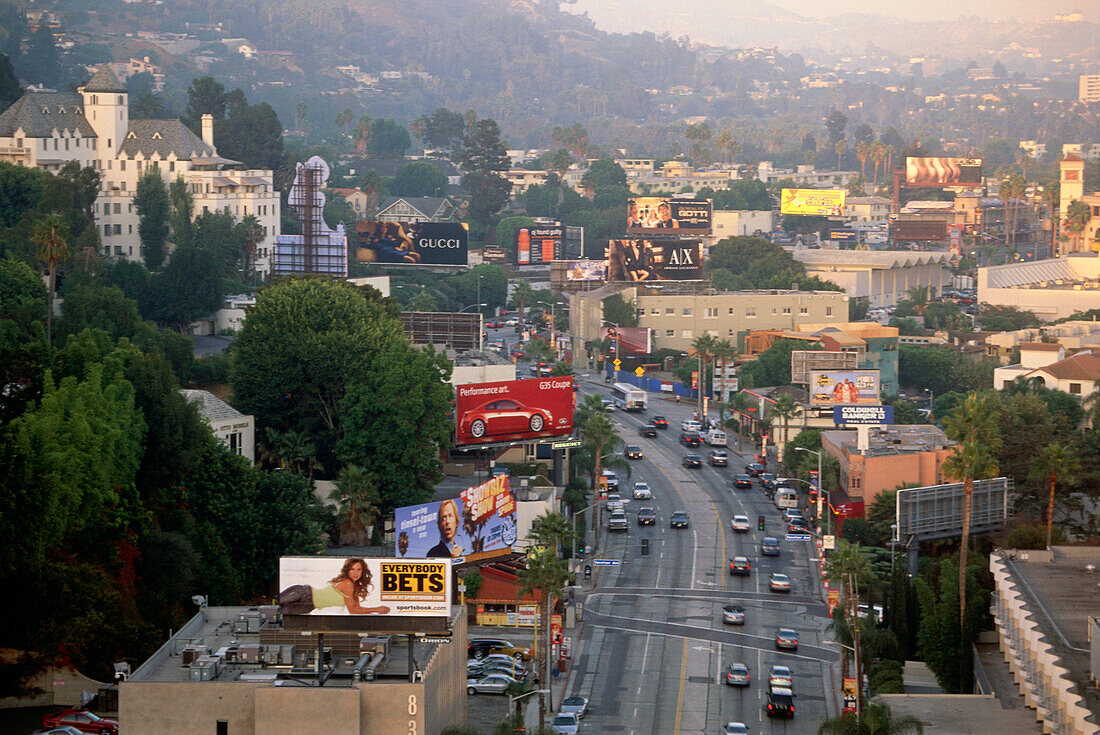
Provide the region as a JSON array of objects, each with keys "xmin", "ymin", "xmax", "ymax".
[
  {"xmin": 355, "ymin": 221, "xmax": 468, "ymax": 266},
  {"xmin": 278, "ymin": 556, "xmax": 451, "ymax": 618},
  {"xmin": 809, "ymin": 370, "xmax": 881, "ymax": 405},
  {"xmin": 905, "ymin": 157, "xmax": 983, "ymax": 186},
  {"xmin": 455, "ymin": 377, "xmax": 575, "ymax": 447},
  {"xmin": 627, "ymin": 198, "xmax": 712, "ymax": 235},
  {"xmin": 600, "ymin": 326, "xmax": 652, "ymax": 356},
  {"xmin": 394, "ymin": 475, "xmax": 518, "ymax": 562},
  {"xmin": 606, "ymin": 238, "xmax": 703, "ymax": 281},
  {"xmin": 781, "ymin": 189, "xmax": 846, "ymax": 216}
]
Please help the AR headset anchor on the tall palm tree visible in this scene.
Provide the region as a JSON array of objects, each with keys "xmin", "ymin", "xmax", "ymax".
[
  {"xmin": 1029, "ymin": 443, "xmax": 1079, "ymax": 550},
  {"xmin": 236, "ymin": 214, "xmax": 265, "ymax": 284},
  {"xmin": 330, "ymin": 465, "xmax": 382, "ymax": 546},
  {"xmin": 579, "ymin": 406, "xmax": 621, "ymax": 530},
  {"xmin": 942, "ymin": 393, "xmax": 1001, "ymax": 630},
  {"xmin": 32, "ymin": 213, "xmax": 70, "ymax": 349},
  {"xmin": 855, "ymin": 141, "xmax": 871, "ymax": 181},
  {"xmin": 528, "ymin": 511, "xmax": 575, "ymax": 558},
  {"xmin": 511, "ymin": 281, "xmax": 535, "ymax": 326},
  {"xmin": 524, "ymin": 337, "xmax": 555, "ymax": 366},
  {"xmin": 835, "ymin": 140, "xmax": 847, "ymax": 171},
  {"xmin": 1039, "ymin": 179, "xmax": 1059, "ymax": 255},
  {"xmin": 818, "ymin": 703, "xmax": 924, "ymax": 734},
  {"xmin": 870, "ymin": 141, "xmax": 886, "ymax": 189},
  {"xmin": 516, "ymin": 545, "xmax": 573, "ymax": 729},
  {"xmin": 711, "ymin": 338, "xmax": 737, "ymax": 421},
  {"xmin": 772, "ymin": 392, "xmax": 804, "ymax": 464},
  {"xmin": 354, "ymin": 114, "xmax": 373, "ymax": 155},
  {"xmin": 335, "ymin": 107, "xmax": 354, "ymax": 137},
  {"xmin": 691, "ymin": 334, "xmax": 718, "ymax": 413}
]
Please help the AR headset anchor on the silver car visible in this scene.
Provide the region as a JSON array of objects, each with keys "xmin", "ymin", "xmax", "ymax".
[
  {"xmin": 560, "ymin": 696, "xmax": 588, "ymax": 719},
  {"xmin": 466, "ymin": 674, "xmax": 519, "ymax": 695},
  {"xmin": 550, "ymin": 712, "xmax": 579, "ymax": 734}
]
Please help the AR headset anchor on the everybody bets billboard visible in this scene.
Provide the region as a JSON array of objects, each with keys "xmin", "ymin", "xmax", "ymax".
[
  {"xmin": 394, "ymin": 475, "xmax": 518, "ymax": 561},
  {"xmin": 455, "ymin": 377, "xmax": 575, "ymax": 447},
  {"xmin": 278, "ymin": 556, "xmax": 451, "ymax": 618},
  {"xmin": 627, "ymin": 198, "xmax": 712, "ymax": 235},
  {"xmin": 606, "ymin": 239, "xmax": 703, "ymax": 281},
  {"xmin": 355, "ymin": 220, "xmax": 468, "ymax": 266}
]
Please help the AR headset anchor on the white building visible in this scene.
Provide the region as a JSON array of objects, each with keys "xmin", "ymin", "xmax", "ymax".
[
  {"xmin": 977, "ymin": 254, "xmax": 1100, "ymax": 321},
  {"xmin": 711, "ymin": 209, "xmax": 774, "ymax": 238},
  {"xmin": 843, "ymin": 196, "xmax": 891, "ymax": 224},
  {"xmin": 1079, "ymin": 74, "xmax": 1100, "ymax": 104},
  {"xmin": 0, "ymin": 66, "xmax": 280, "ymax": 273},
  {"xmin": 791, "ymin": 250, "xmax": 952, "ymax": 308},
  {"xmin": 179, "ymin": 389, "xmax": 255, "ymax": 464}
]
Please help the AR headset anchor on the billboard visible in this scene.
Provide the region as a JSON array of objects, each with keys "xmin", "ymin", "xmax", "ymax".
[
  {"xmin": 394, "ymin": 475, "xmax": 517, "ymax": 561},
  {"xmin": 809, "ymin": 370, "xmax": 881, "ymax": 405},
  {"xmin": 780, "ymin": 188, "xmax": 846, "ymax": 216},
  {"xmin": 400, "ymin": 311, "xmax": 481, "ymax": 353},
  {"xmin": 278, "ymin": 556, "xmax": 451, "ymax": 618},
  {"xmin": 600, "ymin": 326, "xmax": 652, "ymax": 356},
  {"xmin": 791, "ymin": 350, "xmax": 859, "ymax": 385},
  {"xmin": 606, "ymin": 239, "xmax": 703, "ymax": 281},
  {"xmin": 905, "ymin": 157, "xmax": 982, "ymax": 187},
  {"xmin": 627, "ymin": 198, "xmax": 712, "ymax": 235},
  {"xmin": 564, "ymin": 260, "xmax": 606, "ymax": 282},
  {"xmin": 517, "ymin": 225, "xmax": 564, "ymax": 265},
  {"xmin": 828, "ymin": 228, "xmax": 859, "ymax": 242},
  {"xmin": 355, "ymin": 221, "xmax": 469, "ymax": 266},
  {"xmin": 897, "ymin": 477, "xmax": 1013, "ymax": 542},
  {"xmin": 273, "ymin": 156, "xmax": 348, "ymax": 277},
  {"xmin": 455, "ymin": 377, "xmax": 574, "ymax": 447},
  {"xmin": 833, "ymin": 405, "xmax": 894, "ymax": 425}
]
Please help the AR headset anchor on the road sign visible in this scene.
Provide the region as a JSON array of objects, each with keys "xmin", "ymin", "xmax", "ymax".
[
  {"xmin": 552, "ymin": 438, "xmax": 583, "ymax": 449},
  {"xmin": 613, "ymin": 359, "xmax": 622, "ymax": 369},
  {"xmin": 823, "ymin": 534, "xmax": 836, "ymax": 550},
  {"xmin": 634, "ymin": 367, "xmax": 645, "ymax": 377},
  {"xmin": 786, "ymin": 533, "xmax": 811, "ymax": 541},
  {"xmin": 592, "ymin": 559, "xmax": 621, "ymax": 566}
]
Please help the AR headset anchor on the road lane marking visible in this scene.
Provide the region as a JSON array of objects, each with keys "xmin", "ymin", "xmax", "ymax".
[{"xmin": 673, "ymin": 637, "xmax": 688, "ymax": 734}]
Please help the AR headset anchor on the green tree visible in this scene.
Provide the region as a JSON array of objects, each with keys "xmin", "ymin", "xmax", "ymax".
[
  {"xmin": 1029, "ymin": 443, "xmax": 1079, "ymax": 550},
  {"xmin": 511, "ymin": 281, "xmax": 536, "ymax": 324},
  {"xmin": 772, "ymin": 392, "xmax": 803, "ymax": 461},
  {"xmin": 516, "ymin": 545, "xmax": 573, "ymax": 728},
  {"xmin": 32, "ymin": 213, "xmax": 69, "ymax": 348},
  {"xmin": 601, "ymin": 292, "xmax": 637, "ymax": 328},
  {"xmin": 185, "ymin": 76, "xmax": 227, "ymax": 121},
  {"xmin": 23, "ymin": 24, "xmax": 60, "ymax": 88},
  {"xmin": 0, "ymin": 53, "xmax": 21, "ymax": 112},
  {"xmin": 0, "ymin": 260, "xmax": 47, "ymax": 421},
  {"xmin": 458, "ymin": 117, "xmax": 511, "ymax": 226},
  {"xmin": 739, "ymin": 339, "xmax": 820, "ymax": 388},
  {"xmin": 582, "ymin": 158, "xmax": 627, "ymax": 189},
  {"xmin": 390, "ymin": 161, "xmax": 448, "ymax": 197},
  {"xmin": 168, "ymin": 176, "xmax": 194, "ymax": 250},
  {"xmin": 59, "ymin": 285, "xmax": 142, "ymax": 342},
  {"xmin": 1064, "ymin": 199, "xmax": 1091, "ymax": 253},
  {"xmin": 330, "ymin": 465, "xmax": 382, "ymax": 546},
  {"xmin": 978, "ymin": 304, "xmax": 1042, "ymax": 332},
  {"xmin": 818, "ymin": 703, "xmax": 923, "ymax": 735},
  {"xmin": 416, "ymin": 108, "xmax": 466, "ymax": 150},
  {"xmin": 142, "ymin": 243, "xmax": 223, "ymax": 331},
  {"xmin": 368, "ymin": 118, "xmax": 411, "ymax": 159},
  {"xmin": 218, "ymin": 100, "xmax": 285, "ymax": 171},
  {"xmin": 134, "ymin": 168, "xmax": 170, "ymax": 269},
  {"xmin": 915, "ymin": 558, "xmax": 986, "ymax": 692}
]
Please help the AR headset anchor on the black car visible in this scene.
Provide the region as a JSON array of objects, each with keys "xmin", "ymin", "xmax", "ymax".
[
  {"xmin": 766, "ymin": 687, "xmax": 795, "ymax": 718},
  {"xmin": 625, "ymin": 445, "xmax": 644, "ymax": 459},
  {"xmin": 637, "ymin": 507, "xmax": 656, "ymax": 525},
  {"xmin": 680, "ymin": 432, "xmax": 702, "ymax": 447},
  {"xmin": 729, "ymin": 556, "xmax": 751, "ymax": 576},
  {"xmin": 652, "ymin": 416, "xmax": 669, "ymax": 429},
  {"xmin": 746, "ymin": 462, "xmax": 766, "ymax": 477},
  {"xmin": 682, "ymin": 453, "xmax": 702, "ymax": 468},
  {"xmin": 670, "ymin": 511, "xmax": 689, "ymax": 528},
  {"xmin": 734, "ymin": 474, "xmax": 754, "ymax": 489},
  {"xmin": 760, "ymin": 536, "xmax": 780, "ymax": 556},
  {"xmin": 638, "ymin": 424, "xmax": 658, "ymax": 438}
]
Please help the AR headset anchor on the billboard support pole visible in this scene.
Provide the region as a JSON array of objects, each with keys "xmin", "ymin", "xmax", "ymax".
[{"xmin": 552, "ymin": 448, "xmax": 565, "ymax": 488}]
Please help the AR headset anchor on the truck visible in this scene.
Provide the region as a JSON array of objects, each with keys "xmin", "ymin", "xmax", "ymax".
[{"xmin": 706, "ymin": 429, "xmax": 727, "ymax": 447}]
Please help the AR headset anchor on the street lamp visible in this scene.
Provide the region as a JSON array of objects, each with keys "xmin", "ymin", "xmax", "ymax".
[{"xmin": 795, "ymin": 447, "xmax": 827, "ymax": 536}]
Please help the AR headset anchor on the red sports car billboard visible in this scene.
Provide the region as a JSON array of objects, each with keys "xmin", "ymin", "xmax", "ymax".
[{"xmin": 455, "ymin": 378, "xmax": 574, "ymax": 447}]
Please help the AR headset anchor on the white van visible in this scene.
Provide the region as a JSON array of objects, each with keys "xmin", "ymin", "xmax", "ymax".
[
  {"xmin": 774, "ymin": 489, "xmax": 799, "ymax": 510},
  {"xmin": 706, "ymin": 430, "xmax": 727, "ymax": 447}
]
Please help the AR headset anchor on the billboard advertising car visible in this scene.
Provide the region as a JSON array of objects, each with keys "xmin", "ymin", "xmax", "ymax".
[
  {"xmin": 606, "ymin": 238, "xmax": 703, "ymax": 281},
  {"xmin": 278, "ymin": 556, "xmax": 451, "ymax": 618},
  {"xmin": 455, "ymin": 377, "xmax": 574, "ymax": 447},
  {"xmin": 905, "ymin": 157, "xmax": 982, "ymax": 186},
  {"xmin": 600, "ymin": 326, "xmax": 652, "ymax": 356},
  {"xmin": 355, "ymin": 220, "xmax": 469, "ymax": 266},
  {"xmin": 564, "ymin": 260, "xmax": 606, "ymax": 281},
  {"xmin": 809, "ymin": 370, "xmax": 881, "ymax": 405},
  {"xmin": 394, "ymin": 475, "xmax": 517, "ymax": 562},
  {"xmin": 780, "ymin": 189, "xmax": 846, "ymax": 216},
  {"xmin": 627, "ymin": 198, "xmax": 712, "ymax": 235},
  {"xmin": 517, "ymin": 225, "xmax": 565, "ymax": 264}
]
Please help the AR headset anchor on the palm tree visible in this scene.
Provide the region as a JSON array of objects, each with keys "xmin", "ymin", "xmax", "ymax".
[
  {"xmin": 942, "ymin": 393, "xmax": 1001, "ymax": 630},
  {"xmin": 525, "ymin": 337, "xmax": 555, "ymax": 366},
  {"xmin": 691, "ymin": 334, "xmax": 718, "ymax": 412},
  {"xmin": 711, "ymin": 339, "xmax": 737, "ymax": 417},
  {"xmin": 578, "ymin": 405, "xmax": 622, "ymax": 530},
  {"xmin": 335, "ymin": 108, "xmax": 354, "ymax": 137},
  {"xmin": 1064, "ymin": 199, "xmax": 1092, "ymax": 253},
  {"xmin": 818, "ymin": 703, "xmax": 924, "ymax": 734},
  {"xmin": 511, "ymin": 281, "xmax": 535, "ymax": 325},
  {"xmin": 825, "ymin": 540, "xmax": 875, "ymax": 680},
  {"xmin": 516, "ymin": 545, "xmax": 573, "ymax": 729},
  {"xmin": 835, "ymin": 140, "xmax": 847, "ymax": 171},
  {"xmin": 330, "ymin": 465, "xmax": 382, "ymax": 546},
  {"xmin": 528, "ymin": 511, "xmax": 575, "ymax": 558},
  {"xmin": 870, "ymin": 142, "xmax": 886, "ymax": 189},
  {"xmin": 549, "ymin": 360, "xmax": 574, "ymax": 377},
  {"xmin": 295, "ymin": 101, "xmax": 308, "ymax": 138},
  {"xmin": 855, "ymin": 141, "xmax": 871, "ymax": 181},
  {"xmin": 772, "ymin": 392, "xmax": 803, "ymax": 464},
  {"xmin": 32, "ymin": 213, "xmax": 69, "ymax": 349},
  {"xmin": 236, "ymin": 214, "xmax": 265, "ymax": 284},
  {"xmin": 1029, "ymin": 443, "xmax": 1079, "ymax": 550},
  {"xmin": 354, "ymin": 114, "xmax": 373, "ymax": 155},
  {"xmin": 263, "ymin": 427, "xmax": 316, "ymax": 475},
  {"xmin": 1039, "ymin": 179, "xmax": 1059, "ymax": 255}
]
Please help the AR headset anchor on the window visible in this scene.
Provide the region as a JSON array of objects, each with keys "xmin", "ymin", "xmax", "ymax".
[
  {"xmin": 728, "ymin": 307, "xmax": 735, "ymax": 315},
  {"xmin": 728, "ymin": 329, "xmax": 735, "ymax": 336},
  {"xmin": 682, "ymin": 308, "xmax": 692, "ymax": 316},
  {"xmin": 104, "ymin": 224, "xmax": 111, "ymax": 236},
  {"xmin": 826, "ymin": 307, "xmax": 834, "ymax": 317},
  {"xmin": 782, "ymin": 307, "xmax": 791, "ymax": 314},
  {"xmin": 799, "ymin": 307, "xmax": 808, "ymax": 315},
  {"xmin": 128, "ymin": 224, "xmax": 132, "ymax": 234},
  {"xmin": 169, "ymin": 161, "xmax": 175, "ymax": 172},
  {"xmin": 704, "ymin": 307, "xmax": 718, "ymax": 318},
  {"xmin": 120, "ymin": 159, "xmax": 126, "ymax": 171},
  {"xmin": 121, "ymin": 182, "xmax": 125, "ymax": 190},
  {"xmin": 113, "ymin": 203, "xmax": 121, "ymax": 214},
  {"xmin": 113, "ymin": 224, "xmax": 121, "ymax": 235},
  {"xmin": 665, "ymin": 307, "xmax": 674, "ymax": 315},
  {"xmin": 42, "ymin": 139, "xmax": 47, "ymax": 150},
  {"xmin": 651, "ymin": 308, "xmax": 660, "ymax": 315},
  {"xmin": 128, "ymin": 204, "xmax": 133, "ymax": 213},
  {"xmin": 746, "ymin": 307, "xmax": 756, "ymax": 317},
  {"xmin": 1070, "ymin": 383, "xmax": 1082, "ymax": 394},
  {"xmin": 681, "ymin": 330, "xmax": 692, "ymax": 338},
  {"xmin": 771, "ymin": 308, "xmax": 777, "ymax": 315},
  {"xmin": 216, "ymin": 722, "xmax": 228, "ymax": 735},
  {"xmin": 666, "ymin": 329, "xmax": 674, "ymax": 337},
  {"xmin": 64, "ymin": 138, "xmax": 69, "ymax": 150},
  {"xmin": 53, "ymin": 138, "xmax": 58, "ymax": 150},
  {"xmin": 229, "ymin": 432, "xmax": 241, "ymax": 455}
]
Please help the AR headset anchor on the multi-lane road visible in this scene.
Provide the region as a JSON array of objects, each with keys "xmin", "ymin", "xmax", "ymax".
[{"xmin": 562, "ymin": 377, "xmax": 839, "ymax": 733}]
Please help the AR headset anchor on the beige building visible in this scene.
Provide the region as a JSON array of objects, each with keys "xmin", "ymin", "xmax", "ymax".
[
  {"xmin": 1079, "ymin": 74, "xmax": 1100, "ymax": 104},
  {"xmin": 843, "ymin": 196, "xmax": 891, "ymax": 224},
  {"xmin": 0, "ymin": 67, "xmax": 280, "ymax": 272},
  {"xmin": 330, "ymin": 188, "xmax": 376, "ymax": 220},
  {"xmin": 791, "ymin": 249, "xmax": 952, "ymax": 308},
  {"xmin": 1059, "ymin": 155, "xmax": 1100, "ymax": 255},
  {"xmin": 504, "ymin": 168, "xmax": 549, "ymax": 195},
  {"xmin": 179, "ymin": 389, "xmax": 255, "ymax": 464},
  {"xmin": 985, "ymin": 320, "xmax": 1100, "ymax": 364},
  {"xmin": 711, "ymin": 209, "xmax": 774, "ymax": 238},
  {"xmin": 569, "ymin": 283, "xmax": 848, "ymax": 353},
  {"xmin": 977, "ymin": 253, "xmax": 1100, "ymax": 321}
]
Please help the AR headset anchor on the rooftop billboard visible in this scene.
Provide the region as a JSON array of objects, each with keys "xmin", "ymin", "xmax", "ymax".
[
  {"xmin": 563, "ymin": 260, "xmax": 606, "ymax": 282},
  {"xmin": 517, "ymin": 225, "xmax": 564, "ymax": 265},
  {"xmin": 606, "ymin": 238, "xmax": 703, "ymax": 281},
  {"xmin": 809, "ymin": 370, "xmax": 881, "ymax": 405},
  {"xmin": 355, "ymin": 221, "xmax": 469, "ymax": 266},
  {"xmin": 278, "ymin": 556, "xmax": 451, "ymax": 619},
  {"xmin": 601, "ymin": 326, "xmax": 652, "ymax": 356},
  {"xmin": 780, "ymin": 189, "xmax": 846, "ymax": 216},
  {"xmin": 455, "ymin": 377, "xmax": 574, "ymax": 447},
  {"xmin": 627, "ymin": 198, "xmax": 712, "ymax": 235},
  {"xmin": 394, "ymin": 476, "xmax": 518, "ymax": 561},
  {"xmin": 905, "ymin": 157, "xmax": 982, "ymax": 187}
]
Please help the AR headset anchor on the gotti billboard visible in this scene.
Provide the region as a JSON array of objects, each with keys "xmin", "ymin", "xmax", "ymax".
[
  {"xmin": 278, "ymin": 556, "xmax": 451, "ymax": 618},
  {"xmin": 355, "ymin": 221, "xmax": 468, "ymax": 266},
  {"xmin": 809, "ymin": 370, "xmax": 881, "ymax": 405},
  {"xmin": 905, "ymin": 157, "xmax": 983, "ymax": 187},
  {"xmin": 780, "ymin": 189, "xmax": 846, "ymax": 216},
  {"xmin": 455, "ymin": 377, "xmax": 575, "ymax": 447},
  {"xmin": 606, "ymin": 239, "xmax": 703, "ymax": 281},
  {"xmin": 394, "ymin": 475, "xmax": 518, "ymax": 561},
  {"xmin": 627, "ymin": 198, "xmax": 712, "ymax": 235}
]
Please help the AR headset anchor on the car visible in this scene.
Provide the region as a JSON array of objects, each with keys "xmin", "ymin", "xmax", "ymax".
[
  {"xmin": 637, "ymin": 507, "xmax": 656, "ymax": 525},
  {"xmin": 760, "ymin": 472, "xmax": 777, "ymax": 490},
  {"xmin": 766, "ymin": 686, "xmax": 795, "ymax": 718},
  {"xmin": 632, "ymin": 482, "xmax": 653, "ymax": 499},
  {"xmin": 511, "ymin": 348, "xmax": 526, "ymax": 359},
  {"xmin": 559, "ymin": 696, "xmax": 589, "ymax": 719},
  {"xmin": 725, "ymin": 663, "xmax": 751, "ymax": 687},
  {"xmin": 682, "ymin": 453, "xmax": 702, "ymax": 468},
  {"xmin": 729, "ymin": 556, "xmax": 751, "ymax": 576},
  {"xmin": 730, "ymin": 515, "xmax": 750, "ymax": 532},
  {"xmin": 722, "ymin": 604, "xmax": 745, "ymax": 625},
  {"xmin": 769, "ymin": 572, "xmax": 792, "ymax": 592},
  {"xmin": 625, "ymin": 445, "xmax": 644, "ymax": 459},
  {"xmin": 41, "ymin": 711, "xmax": 118, "ymax": 735},
  {"xmin": 788, "ymin": 518, "xmax": 809, "ymax": 533},
  {"xmin": 680, "ymin": 432, "xmax": 702, "ymax": 447},
  {"xmin": 608, "ymin": 511, "xmax": 628, "ymax": 532},
  {"xmin": 709, "ymin": 450, "xmax": 729, "ymax": 467},
  {"xmin": 34, "ymin": 728, "xmax": 87, "ymax": 735},
  {"xmin": 467, "ymin": 663, "xmax": 527, "ymax": 681},
  {"xmin": 723, "ymin": 723, "xmax": 749, "ymax": 735},
  {"xmin": 486, "ymin": 340, "xmax": 504, "ymax": 351},
  {"xmin": 775, "ymin": 628, "xmax": 799, "ymax": 651},
  {"xmin": 477, "ymin": 653, "xmax": 528, "ymax": 667},
  {"xmin": 485, "ymin": 320, "xmax": 502, "ymax": 328},
  {"xmin": 783, "ymin": 508, "xmax": 804, "ymax": 523},
  {"xmin": 769, "ymin": 664, "xmax": 794, "ymax": 688},
  {"xmin": 652, "ymin": 416, "xmax": 669, "ymax": 429},
  {"xmin": 606, "ymin": 491, "xmax": 625, "ymax": 505},
  {"xmin": 468, "ymin": 638, "xmax": 531, "ymax": 661},
  {"xmin": 459, "ymin": 398, "xmax": 552, "ymax": 440},
  {"xmin": 638, "ymin": 424, "xmax": 658, "ymax": 437},
  {"xmin": 467, "ymin": 673, "xmax": 519, "ymax": 694},
  {"xmin": 745, "ymin": 462, "xmax": 765, "ymax": 477},
  {"xmin": 550, "ymin": 712, "xmax": 579, "ymax": 734},
  {"xmin": 680, "ymin": 419, "xmax": 702, "ymax": 432},
  {"xmin": 760, "ymin": 536, "xmax": 780, "ymax": 556},
  {"xmin": 734, "ymin": 474, "xmax": 753, "ymax": 489},
  {"xmin": 602, "ymin": 470, "xmax": 619, "ymax": 491},
  {"xmin": 492, "ymin": 465, "xmax": 511, "ymax": 477},
  {"xmin": 601, "ymin": 398, "xmax": 616, "ymax": 411},
  {"xmin": 670, "ymin": 511, "xmax": 689, "ymax": 528}
]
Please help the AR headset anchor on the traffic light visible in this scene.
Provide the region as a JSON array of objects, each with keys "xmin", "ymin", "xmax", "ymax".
[{"xmin": 758, "ymin": 515, "xmax": 766, "ymax": 531}]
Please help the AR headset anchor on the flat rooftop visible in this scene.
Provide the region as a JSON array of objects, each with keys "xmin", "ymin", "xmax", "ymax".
[
  {"xmin": 824, "ymin": 425, "xmax": 954, "ymax": 457},
  {"xmin": 876, "ymin": 694, "xmax": 1044, "ymax": 734}
]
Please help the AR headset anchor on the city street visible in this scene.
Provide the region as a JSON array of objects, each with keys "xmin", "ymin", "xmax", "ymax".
[{"xmin": 562, "ymin": 376, "xmax": 839, "ymax": 733}]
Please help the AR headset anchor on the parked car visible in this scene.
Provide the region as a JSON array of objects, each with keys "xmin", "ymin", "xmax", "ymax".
[
  {"xmin": 769, "ymin": 664, "xmax": 794, "ymax": 688},
  {"xmin": 730, "ymin": 515, "xmax": 750, "ymax": 532},
  {"xmin": 729, "ymin": 556, "xmax": 751, "ymax": 576},
  {"xmin": 467, "ymin": 663, "xmax": 527, "ymax": 681},
  {"xmin": 468, "ymin": 638, "xmax": 531, "ymax": 661},
  {"xmin": 33, "ymin": 728, "xmax": 86, "ymax": 735},
  {"xmin": 550, "ymin": 712, "xmax": 580, "ymax": 734},
  {"xmin": 41, "ymin": 711, "xmax": 117, "ymax": 735},
  {"xmin": 722, "ymin": 604, "xmax": 746, "ymax": 625},
  {"xmin": 725, "ymin": 663, "xmax": 751, "ymax": 687},
  {"xmin": 775, "ymin": 628, "xmax": 799, "ymax": 650},
  {"xmin": 682, "ymin": 453, "xmax": 702, "ymax": 468},
  {"xmin": 651, "ymin": 416, "xmax": 669, "ymax": 429},
  {"xmin": 559, "ymin": 696, "xmax": 588, "ymax": 719},
  {"xmin": 769, "ymin": 572, "xmax": 792, "ymax": 592},
  {"xmin": 632, "ymin": 482, "xmax": 652, "ymax": 499},
  {"xmin": 670, "ymin": 511, "xmax": 690, "ymax": 528},
  {"xmin": 472, "ymin": 654, "xmax": 529, "ymax": 672},
  {"xmin": 734, "ymin": 474, "xmax": 753, "ymax": 489},
  {"xmin": 766, "ymin": 687, "xmax": 796, "ymax": 718},
  {"xmin": 638, "ymin": 424, "xmax": 658, "ymax": 437},
  {"xmin": 637, "ymin": 507, "xmax": 657, "ymax": 525},
  {"xmin": 709, "ymin": 450, "xmax": 729, "ymax": 467},
  {"xmin": 467, "ymin": 674, "xmax": 520, "ymax": 694},
  {"xmin": 760, "ymin": 536, "xmax": 780, "ymax": 556},
  {"xmin": 458, "ymin": 398, "xmax": 552, "ymax": 440},
  {"xmin": 625, "ymin": 445, "xmax": 644, "ymax": 459}
]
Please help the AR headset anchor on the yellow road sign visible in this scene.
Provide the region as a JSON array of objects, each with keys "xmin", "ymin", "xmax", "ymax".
[
  {"xmin": 613, "ymin": 359, "xmax": 622, "ymax": 369},
  {"xmin": 634, "ymin": 367, "xmax": 645, "ymax": 377}
]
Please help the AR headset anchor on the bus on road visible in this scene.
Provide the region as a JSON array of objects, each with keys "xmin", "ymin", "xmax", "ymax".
[{"xmin": 612, "ymin": 382, "xmax": 648, "ymax": 412}]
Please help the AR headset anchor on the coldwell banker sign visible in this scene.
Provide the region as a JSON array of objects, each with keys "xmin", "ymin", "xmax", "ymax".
[{"xmin": 833, "ymin": 405, "xmax": 894, "ymax": 425}]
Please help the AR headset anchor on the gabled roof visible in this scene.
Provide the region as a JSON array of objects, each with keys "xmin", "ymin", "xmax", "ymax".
[
  {"xmin": 0, "ymin": 92, "xmax": 97, "ymax": 138},
  {"xmin": 179, "ymin": 389, "xmax": 247, "ymax": 422},
  {"xmin": 1028, "ymin": 350, "xmax": 1100, "ymax": 382},
  {"xmin": 83, "ymin": 65, "xmax": 127, "ymax": 93},
  {"xmin": 376, "ymin": 196, "xmax": 453, "ymax": 219},
  {"xmin": 119, "ymin": 119, "xmax": 215, "ymax": 160}
]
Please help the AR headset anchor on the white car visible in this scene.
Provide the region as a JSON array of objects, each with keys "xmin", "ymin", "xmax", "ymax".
[
  {"xmin": 632, "ymin": 482, "xmax": 652, "ymax": 499},
  {"xmin": 730, "ymin": 514, "xmax": 750, "ymax": 532},
  {"xmin": 550, "ymin": 712, "xmax": 579, "ymax": 734},
  {"xmin": 723, "ymin": 724, "xmax": 749, "ymax": 735},
  {"xmin": 680, "ymin": 419, "xmax": 702, "ymax": 432},
  {"xmin": 769, "ymin": 664, "xmax": 793, "ymax": 688},
  {"xmin": 504, "ymin": 318, "xmax": 519, "ymax": 326},
  {"xmin": 559, "ymin": 696, "xmax": 588, "ymax": 719},
  {"xmin": 769, "ymin": 572, "xmax": 792, "ymax": 592}
]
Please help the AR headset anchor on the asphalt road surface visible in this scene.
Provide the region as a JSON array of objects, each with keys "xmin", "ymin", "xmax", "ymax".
[{"xmin": 562, "ymin": 377, "xmax": 839, "ymax": 734}]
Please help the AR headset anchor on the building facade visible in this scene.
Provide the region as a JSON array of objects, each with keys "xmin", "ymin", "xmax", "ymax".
[
  {"xmin": 822, "ymin": 426, "xmax": 956, "ymax": 509},
  {"xmin": 179, "ymin": 389, "xmax": 255, "ymax": 464},
  {"xmin": 791, "ymin": 250, "xmax": 952, "ymax": 308},
  {"xmin": 977, "ymin": 253, "xmax": 1100, "ymax": 321}
]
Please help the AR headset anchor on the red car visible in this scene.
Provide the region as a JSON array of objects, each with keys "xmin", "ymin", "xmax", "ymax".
[
  {"xmin": 459, "ymin": 398, "xmax": 552, "ymax": 440},
  {"xmin": 42, "ymin": 710, "xmax": 118, "ymax": 735}
]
